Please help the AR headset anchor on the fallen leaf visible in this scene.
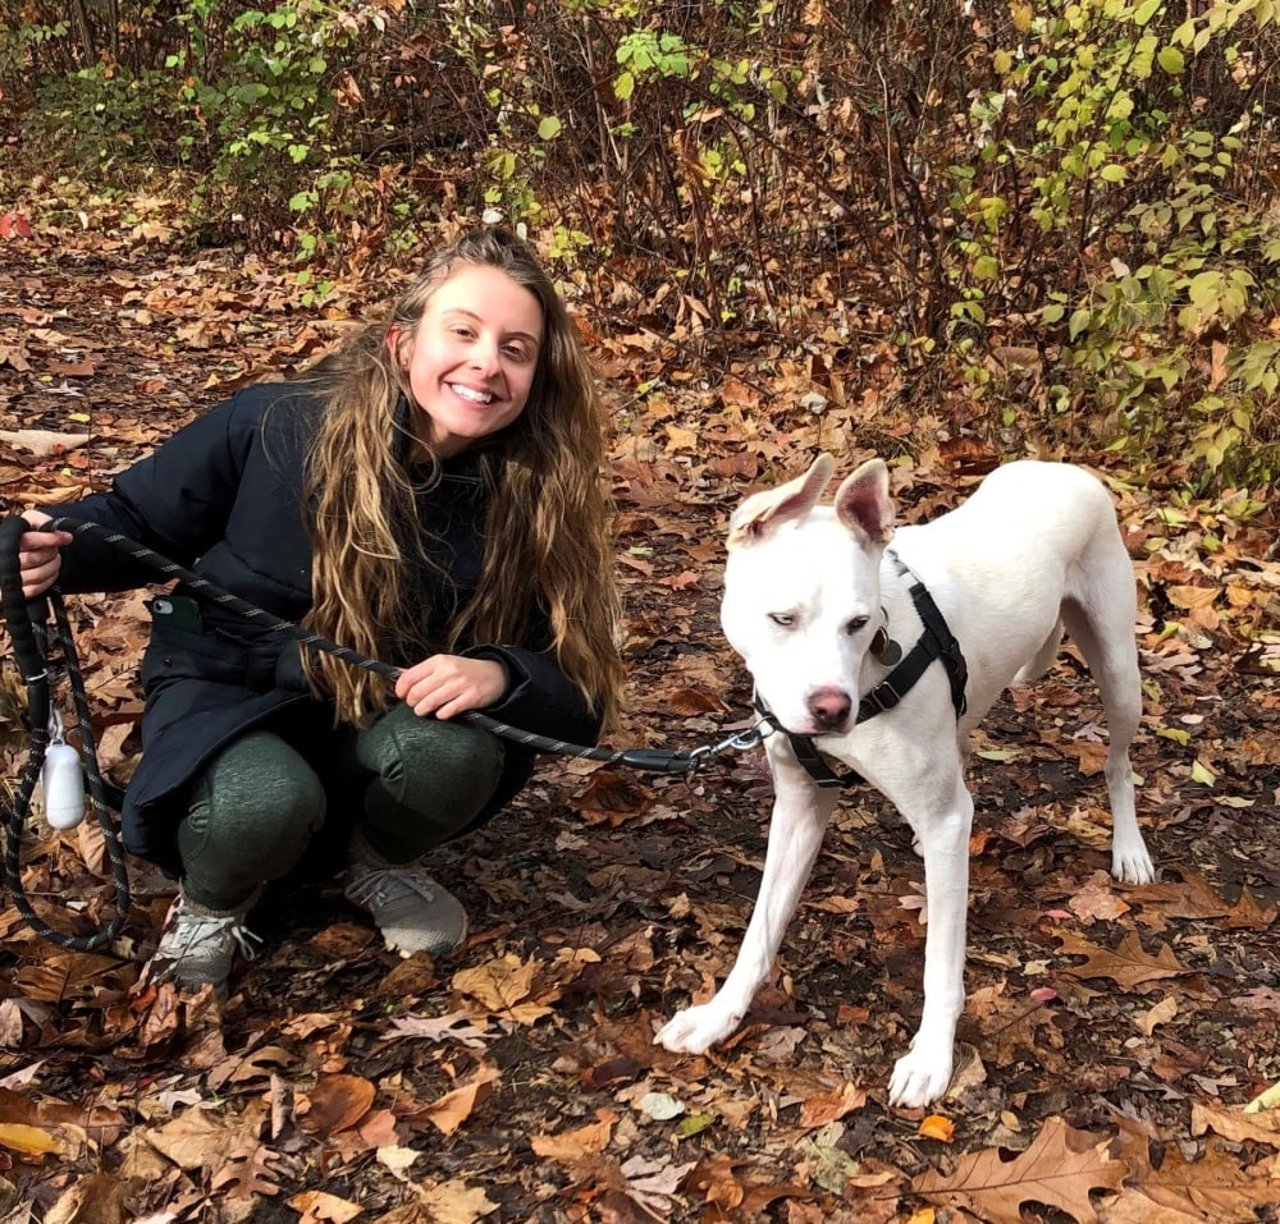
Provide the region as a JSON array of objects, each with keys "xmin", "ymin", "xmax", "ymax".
[
  {"xmin": 297, "ymin": 1075, "xmax": 376, "ymax": 1137},
  {"xmin": 1191, "ymin": 1102, "xmax": 1280, "ymax": 1148},
  {"xmin": 531, "ymin": 1110, "xmax": 616, "ymax": 1163},
  {"xmin": 0, "ymin": 429, "xmax": 90, "ymax": 458},
  {"xmin": 1136, "ymin": 994, "xmax": 1178, "ymax": 1036},
  {"xmin": 799, "ymin": 1080, "xmax": 866, "ymax": 1129},
  {"xmin": 0, "ymin": 1122, "xmax": 61, "ymax": 1155},
  {"xmin": 417, "ymin": 1178, "xmax": 498, "ymax": 1223},
  {"xmin": 918, "ymin": 1114, "xmax": 956, "ymax": 1143},
  {"xmin": 41, "ymin": 1172, "xmax": 131, "ymax": 1224},
  {"xmin": 1056, "ymin": 930, "xmax": 1186, "ymax": 989},
  {"xmin": 914, "ymin": 1115, "xmax": 1126, "ymax": 1221},
  {"xmin": 422, "ymin": 1066, "xmax": 500, "ymax": 1136},
  {"xmin": 286, "ymin": 1190, "xmax": 363, "ymax": 1223}
]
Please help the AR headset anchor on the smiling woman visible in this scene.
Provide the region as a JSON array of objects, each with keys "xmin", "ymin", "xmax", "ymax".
[
  {"xmin": 391, "ymin": 263, "xmax": 544, "ymax": 457},
  {"xmin": 15, "ymin": 228, "xmax": 625, "ymax": 999}
]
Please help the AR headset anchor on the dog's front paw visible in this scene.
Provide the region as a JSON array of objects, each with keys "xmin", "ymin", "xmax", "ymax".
[
  {"xmin": 888, "ymin": 1044, "xmax": 954, "ymax": 1108},
  {"xmin": 1112, "ymin": 841, "xmax": 1155, "ymax": 886},
  {"xmin": 655, "ymin": 1002, "xmax": 742, "ymax": 1055}
]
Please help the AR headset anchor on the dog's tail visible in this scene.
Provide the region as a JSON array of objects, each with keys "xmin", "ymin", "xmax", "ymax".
[{"xmin": 1014, "ymin": 621, "xmax": 1064, "ymax": 684}]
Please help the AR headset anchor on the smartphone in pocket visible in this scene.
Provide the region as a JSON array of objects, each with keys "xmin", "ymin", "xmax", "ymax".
[{"xmin": 148, "ymin": 594, "xmax": 204, "ymax": 634}]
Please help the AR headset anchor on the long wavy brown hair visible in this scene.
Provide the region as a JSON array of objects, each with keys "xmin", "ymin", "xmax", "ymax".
[{"xmin": 298, "ymin": 228, "xmax": 623, "ymax": 729}]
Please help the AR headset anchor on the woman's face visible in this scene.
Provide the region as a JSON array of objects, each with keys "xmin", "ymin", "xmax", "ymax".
[{"xmin": 393, "ymin": 263, "xmax": 545, "ymax": 457}]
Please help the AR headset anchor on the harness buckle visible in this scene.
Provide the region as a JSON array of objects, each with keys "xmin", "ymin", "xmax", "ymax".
[{"xmin": 861, "ymin": 679, "xmax": 901, "ymax": 717}]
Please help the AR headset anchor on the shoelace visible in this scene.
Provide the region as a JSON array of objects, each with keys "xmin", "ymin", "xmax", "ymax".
[
  {"xmin": 346, "ymin": 864, "xmax": 438, "ymax": 909},
  {"xmin": 170, "ymin": 910, "xmax": 264, "ymax": 961}
]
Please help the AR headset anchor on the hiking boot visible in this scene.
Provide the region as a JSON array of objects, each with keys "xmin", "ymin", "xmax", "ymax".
[
  {"xmin": 152, "ymin": 891, "xmax": 262, "ymax": 995},
  {"xmin": 345, "ymin": 833, "xmax": 468, "ymax": 957}
]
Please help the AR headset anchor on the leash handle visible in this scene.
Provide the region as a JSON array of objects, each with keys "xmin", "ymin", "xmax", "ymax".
[{"xmin": 0, "ymin": 516, "xmax": 51, "ymax": 732}]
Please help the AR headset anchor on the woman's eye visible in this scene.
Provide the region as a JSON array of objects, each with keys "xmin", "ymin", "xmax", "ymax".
[
  {"xmin": 845, "ymin": 616, "xmax": 869, "ymax": 635},
  {"xmin": 768, "ymin": 613, "xmax": 795, "ymax": 628}
]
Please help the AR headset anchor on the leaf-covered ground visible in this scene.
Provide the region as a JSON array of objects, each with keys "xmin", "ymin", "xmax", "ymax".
[{"xmin": 1, "ymin": 213, "xmax": 1279, "ymax": 1223}]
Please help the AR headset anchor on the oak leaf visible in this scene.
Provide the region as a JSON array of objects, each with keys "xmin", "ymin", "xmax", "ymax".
[
  {"xmin": 210, "ymin": 1140, "xmax": 282, "ymax": 1199},
  {"xmin": 913, "ymin": 1115, "xmax": 1125, "ymax": 1222},
  {"xmin": 1131, "ymin": 871, "xmax": 1229, "ymax": 920},
  {"xmin": 1056, "ymin": 930, "xmax": 1186, "ymax": 989},
  {"xmin": 1191, "ymin": 1102, "xmax": 1280, "ymax": 1149},
  {"xmin": 1108, "ymin": 1138, "xmax": 1280, "ymax": 1220}
]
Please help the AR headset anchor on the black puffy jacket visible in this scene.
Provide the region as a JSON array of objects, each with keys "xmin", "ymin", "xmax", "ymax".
[{"xmin": 53, "ymin": 381, "xmax": 602, "ymax": 870}]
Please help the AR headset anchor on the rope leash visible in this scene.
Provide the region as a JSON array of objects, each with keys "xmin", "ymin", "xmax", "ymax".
[{"xmin": 0, "ymin": 515, "xmax": 775, "ymax": 949}]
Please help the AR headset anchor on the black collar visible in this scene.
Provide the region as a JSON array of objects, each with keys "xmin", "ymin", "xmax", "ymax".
[{"xmin": 755, "ymin": 552, "xmax": 968, "ymax": 789}]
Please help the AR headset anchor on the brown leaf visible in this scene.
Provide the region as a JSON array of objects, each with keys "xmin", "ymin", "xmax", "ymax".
[
  {"xmin": 1224, "ymin": 888, "xmax": 1278, "ymax": 931},
  {"xmin": 1109, "ymin": 1137, "xmax": 1280, "ymax": 1220},
  {"xmin": 416, "ymin": 1178, "xmax": 498, "ymax": 1223},
  {"xmin": 531, "ymin": 1109, "xmax": 617, "ymax": 1164},
  {"xmin": 1131, "ymin": 871, "xmax": 1229, "ymax": 920},
  {"xmin": 422, "ymin": 1065, "xmax": 500, "ymax": 1136},
  {"xmin": 210, "ymin": 1140, "xmax": 283, "ymax": 1199},
  {"xmin": 798, "ymin": 1081, "xmax": 866, "ymax": 1129},
  {"xmin": 41, "ymin": 1172, "xmax": 132, "ymax": 1224},
  {"xmin": 664, "ymin": 686, "xmax": 730, "ymax": 715},
  {"xmin": 1135, "ymin": 994, "xmax": 1178, "ymax": 1036},
  {"xmin": 1056, "ymin": 930, "xmax": 1186, "ymax": 990},
  {"xmin": 913, "ymin": 1115, "xmax": 1126, "ymax": 1222},
  {"xmin": 452, "ymin": 954, "xmax": 538, "ymax": 1012},
  {"xmin": 1068, "ymin": 874, "xmax": 1132, "ymax": 922},
  {"xmin": 298, "ymin": 1074, "xmax": 376, "ymax": 1137},
  {"xmin": 286, "ymin": 1190, "xmax": 363, "ymax": 1223},
  {"xmin": 142, "ymin": 1101, "xmax": 264, "ymax": 1171},
  {"xmin": 1191, "ymin": 1102, "xmax": 1280, "ymax": 1148},
  {"xmin": 1165, "ymin": 584, "xmax": 1219, "ymax": 611}
]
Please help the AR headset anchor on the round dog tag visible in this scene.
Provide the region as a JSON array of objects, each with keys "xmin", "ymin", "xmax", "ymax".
[{"xmin": 874, "ymin": 635, "xmax": 903, "ymax": 665}]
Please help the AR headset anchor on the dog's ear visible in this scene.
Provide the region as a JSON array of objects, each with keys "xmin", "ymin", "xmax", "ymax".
[
  {"xmin": 835, "ymin": 458, "xmax": 894, "ymax": 548},
  {"xmin": 727, "ymin": 453, "xmax": 834, "ymax": 548}
]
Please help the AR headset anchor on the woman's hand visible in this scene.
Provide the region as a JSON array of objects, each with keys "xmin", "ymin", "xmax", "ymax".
[
  {"xmin": 394, "ymin": 654, "xmax": 509, "ymax": 720},
  {"xmin": 17, "ymin": 511, "xmax": 73, "ymax": 599}
]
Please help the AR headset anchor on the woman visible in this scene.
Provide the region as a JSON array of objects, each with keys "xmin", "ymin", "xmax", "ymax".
[{"xmin": 17, "ymin": 228, "xmax": 624, "ymax": 995}]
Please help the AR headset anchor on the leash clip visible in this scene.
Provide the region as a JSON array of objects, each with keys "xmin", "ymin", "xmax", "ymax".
[{"xmin": 685, "ymin": 716, "xmax": 775, "ymax": 773}]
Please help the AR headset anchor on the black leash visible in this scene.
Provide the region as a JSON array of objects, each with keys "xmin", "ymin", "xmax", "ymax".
[
  {"xmin": 0, "ymin": 520, "xmax": 131, "ymax": 949},
  {"xmin": 759, "ymin": 553, "xmax": 969, "ymax": 790},
  {"xmin": 0, "ymin": 515, "xmax": 774, "ymax": 948}
]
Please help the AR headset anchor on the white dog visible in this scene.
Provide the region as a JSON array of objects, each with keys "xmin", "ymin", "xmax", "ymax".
[{"xmin": 656, "ymin": 456, "xmax": 1155, "ymax": 1107}]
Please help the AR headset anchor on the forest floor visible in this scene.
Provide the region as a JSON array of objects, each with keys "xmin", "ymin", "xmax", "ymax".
[{"xmin": 0, "ymin": 211, "xmax": 1278, "ymax": 1223}]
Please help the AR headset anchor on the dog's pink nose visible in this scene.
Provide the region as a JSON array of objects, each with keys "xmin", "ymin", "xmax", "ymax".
[{"xmin": 807, "ymin": 686, "xmax": 852, "ymax": 731}]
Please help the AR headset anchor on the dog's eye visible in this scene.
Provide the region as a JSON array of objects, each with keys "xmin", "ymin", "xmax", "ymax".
[
  {"xmin": 845, "ymin": 616, "xmax": 869, "ymax": 635},
  {"xmin": 768, "ymin": 613, "xmax": 795, "ymax": 628}
]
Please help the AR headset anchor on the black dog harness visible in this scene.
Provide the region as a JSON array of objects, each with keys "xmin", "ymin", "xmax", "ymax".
[{"xmin": 755, "ymin": 554, "xmax": 969, "ymax": 789}]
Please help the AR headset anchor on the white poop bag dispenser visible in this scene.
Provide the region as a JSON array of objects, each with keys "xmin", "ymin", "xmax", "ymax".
[{"xmin": 41, "ymin": 708, "xmax": 86, "ymax": 831}]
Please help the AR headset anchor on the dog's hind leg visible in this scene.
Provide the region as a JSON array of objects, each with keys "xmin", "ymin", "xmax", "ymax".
[
  {"xmin": 655, "ymin": 747, "xmax": 839, "ymax": 1055},
  {"xmin": 1013, "ymin": 620, "xmax": 1064, "ymax": 684},
  {"xmin": 1062, "ymin": 541, "xmax": 1155, "ymax": 884}
]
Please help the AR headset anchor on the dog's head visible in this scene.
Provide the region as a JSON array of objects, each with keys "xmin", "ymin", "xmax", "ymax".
[{"xmin": 721, "ymin": 453, "xmax": 894, "ymax": 736}]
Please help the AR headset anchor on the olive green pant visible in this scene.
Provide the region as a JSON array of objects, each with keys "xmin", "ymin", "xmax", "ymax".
[{"xmin": 177, "ymin": 703, "xmax": 504, "ymax": 910}]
